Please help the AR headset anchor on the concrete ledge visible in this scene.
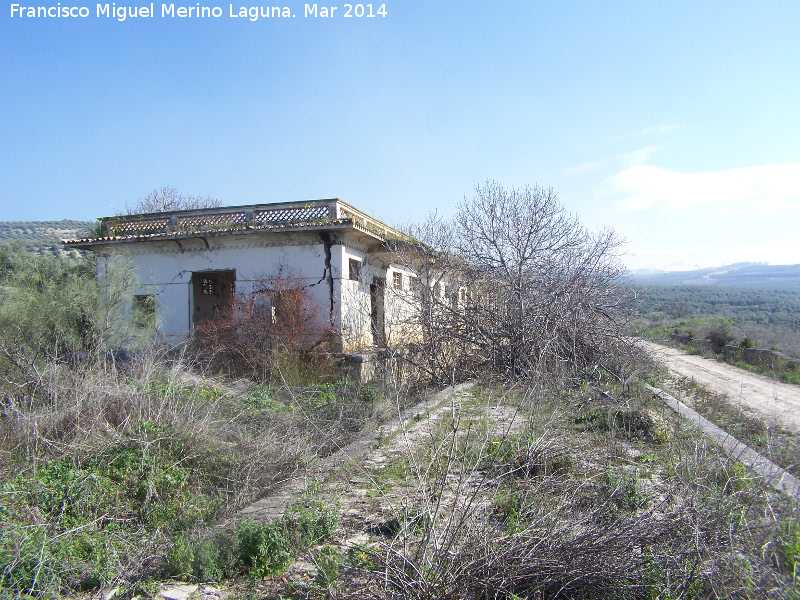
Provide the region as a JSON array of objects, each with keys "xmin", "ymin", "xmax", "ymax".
[{"xmin": 647, "ymin": 384, "xmax": 800, "ymax": 498}]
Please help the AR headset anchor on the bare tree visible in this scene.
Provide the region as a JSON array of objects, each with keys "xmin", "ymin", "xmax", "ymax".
[
  {"xmin": 388, "ymin": 181, "xmax": 635, "ymax": 384},
  {"xmin": 120, "ymin": 186, "xmax": 221, "ymax": 215}
]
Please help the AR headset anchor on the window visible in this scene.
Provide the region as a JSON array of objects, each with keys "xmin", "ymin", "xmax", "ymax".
[
  {"xmin": 408, "ymin": 276, "xmax": 418, "ymax": 293},
  {"xmin": 133, "ymin": 294, "xmax": 156, "ymax": 328},
  {"xmin": 437, "ymin": 282, "xmax": 446, "ymax": 298},
  {"xmin": 393, "ymin": 272, "xmax": 403, "ymax": 290},
  {"xmin": 349, "ymin": 258, "xmax": 361, "ymax": 281},
  {"xmin": 201, "ymin": 277, "xmax": 216, "ymax": 295}
]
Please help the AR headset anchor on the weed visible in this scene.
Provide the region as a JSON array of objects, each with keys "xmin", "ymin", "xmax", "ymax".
[
  {"xmin": 246, "ymin": 386, "xmax": 285, "ymax": 411},
  {"xmin": 313, "ymin": 545, "xmax": 340, "ymax": 589},
  {"xmin": 600, "ymin": 468, "xmax": 648, "ymax": 515},
  {"xmin": 237, "ymin": 518, "xmax": 292, "ymax": 577},
  {"xmin": 360, "ymin": 386, "xmax": 382, "ymax": 403}
]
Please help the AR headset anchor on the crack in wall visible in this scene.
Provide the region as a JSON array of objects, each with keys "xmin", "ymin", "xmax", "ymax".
[{"xmin": 320, "ymin": 232, "xmax": 335, "ymax": 326}]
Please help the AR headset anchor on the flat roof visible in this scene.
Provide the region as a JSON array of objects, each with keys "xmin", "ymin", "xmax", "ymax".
[{"xmin": 64, "ymin": 199, "xmax": 410, "ymax": 249}]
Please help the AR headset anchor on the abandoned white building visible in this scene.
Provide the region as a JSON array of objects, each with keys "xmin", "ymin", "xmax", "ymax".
[{"xmin": 64, "ymin": 199, "xmax": 421, "ymax": 354}]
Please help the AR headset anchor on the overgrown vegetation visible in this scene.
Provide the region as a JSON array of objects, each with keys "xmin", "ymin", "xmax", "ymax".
[
  {"xmin": 191, "ymin": 269, "xmax": 337, "ymax": 384},
  {"xmin": 261, "ymin": 381, "xmax": 800, "ymax": 599},
  {"xmin": 167, "ymin": 497, "xmax": 338, "ymax": 582},
  {"xmin": 385, "ymin": 181, "xmax": 637, "ymax": 386},
  {"xmin": 4, "ymin": 184, "xmax": 800, "ymax": 598},
  {"xmin": 0, "ymin": 242, "xmax": 395, "ymax": 597}
]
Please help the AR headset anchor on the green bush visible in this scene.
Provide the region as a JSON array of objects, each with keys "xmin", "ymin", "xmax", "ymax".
[
  {"xmin": 284, "ymin": 499, "xmax": 339, "ymax": 549},
  {"xmin": 360, "ymin": 386, "xmax": 382, "ymax": 403},
  {"xmin": 236, "ymin": 519, "xmax": 292, "ymax": 577},
  {"xmin": 0, "ymin": 244, "xmax": 146, "ymax": 398},
  {"xmin": 775, "ymin": 517, "xmax": 800, "ymax": 581},
  {"xmin": 167, "ymin": 535, "xmax": 195, "ymax": 579},
  {"xmin": 706, "ymin": 318, "xmax": 733, "ymax": 351},
  {"xmin": 168, "ymin": 530, "xmax": 240, "ymax": 582},
  {"xmin": 600, "ymin": 468, "xmax": 648, "ymax": 517}
]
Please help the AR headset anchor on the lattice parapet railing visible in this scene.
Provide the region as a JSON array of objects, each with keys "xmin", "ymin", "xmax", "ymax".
[
  {"xmin": 103, "ymin": 201, "xmax": 338, "ymax": 237},
  {"xmin": 179, "ymin": 211, "xmax": 247, "ymax": 230},
  {"xmin": 98, "ymin": 200, "xmax": 406, "ymax": 240},
  {"xmin": 106, "ymin": 217, "xmax": 171, "ymax": 236},
  {"xmin": 253, "ymin": 205, "xmax": 330, "ymax": 224}
]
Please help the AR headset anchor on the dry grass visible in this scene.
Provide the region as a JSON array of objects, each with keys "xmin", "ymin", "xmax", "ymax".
[
  {"xmin": 333, "ymin": 383, "xmax": 800, "ymax": 600},
  {"xmin": 0, "ymin": 345, "xmax": 402, "ymax": 596}
]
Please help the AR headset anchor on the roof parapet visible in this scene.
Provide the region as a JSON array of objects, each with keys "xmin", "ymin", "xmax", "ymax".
[{"xmin": 65, "ymin": 199, "xmax": 409, "ymax": 245}]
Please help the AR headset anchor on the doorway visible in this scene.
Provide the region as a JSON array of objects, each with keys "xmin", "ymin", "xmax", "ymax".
[
  {"xmin": 370, "ymin": 276, "xmax": 385, "ymax": 345},
  {"xmin": 192, "ymin": 270, "xmax": 235, "ymax": 326}
]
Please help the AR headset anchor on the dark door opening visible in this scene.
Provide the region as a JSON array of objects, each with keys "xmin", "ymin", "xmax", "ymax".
[
  {"xmin": 370, "ymin": 276, "xmax": 385, "ymax": 346},
  {"xmin": 192, "ymin": 270, "xmax": 235, "ymax": 326}
]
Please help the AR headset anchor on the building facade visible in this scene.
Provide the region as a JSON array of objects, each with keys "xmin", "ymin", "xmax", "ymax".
[{"xmin": 65, "ymin": 199, "xmax": 420, "ymax": 353}]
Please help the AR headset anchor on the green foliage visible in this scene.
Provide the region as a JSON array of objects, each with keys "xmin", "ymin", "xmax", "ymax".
[
  {"xmin": 194, "ymin": 535, "xmax": 239, "ymax": 582},
  {"xmin": 486, "ymin": 434, "xmax": 522, "ymax": 463},
  {"xmin": 167, "ymin": 535, "xmax": 195, "ymax": 579},
  {"xmin": 313, "ymin": 545, "xmax": 340, "ymax": 588},
  {"xmin": 576, "ymin": 407, "xmax": 659, "ymax": 442},
  {"xmin": 493, "ymin": 486, "xmax": 527, "ymax": 532},
  {"xmin": 706, "ymin": 317, "xmax": 734, "ymax": 350},
  {"xmin": 236, "ymin": 519, "xmax": 292, "ymax": 577},
  {"xmin": 600, "ymin": 468, "xmax": 648, "ymax": 515},
  {"xmin": 0, "ymin": 244, "xmax": 147, "ymax": 397},
  {"xmin": 246, "ymin": 386, "xmax": 285, "ymax": 411},
  {"xmin": 0, "ymin": 221, "xmax": 94, "ymax": 257},
  {"xmin": 0, "ymin": 243, "xmax": 97, "ymax": 360},
  {"xmin": 360, "ymin": 386, "xmax": 382, "ymax": 403},
  {"xmin": 633, "ymin": 284, "xmax": 800, "ymax": 329},
  {"xmin": 167, "ymin": 499, "xmax": 340, "ymax": 583},
  {"xmin": 0, "ymin": 416, "xmax": 227, "ymax": 596},
  {"xmin": 285, "ymin": 498, "xmax": 339, "ymax": 549}
]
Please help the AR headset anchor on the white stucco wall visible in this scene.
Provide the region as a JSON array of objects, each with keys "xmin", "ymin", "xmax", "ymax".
[
  {"xmin": 338, "ymin": 244, "xmax": 373, "ymax": 350},
  {"xmin": 384, "ymin": 264, "xmax": 423, "ymax": 345},
  {"xmin": 99, "ymin": 234, "xmax": 335, "ymax": 344},
  {"xmin": 95, "ymin": 230, "xmax": 423, "ymax": 352}
]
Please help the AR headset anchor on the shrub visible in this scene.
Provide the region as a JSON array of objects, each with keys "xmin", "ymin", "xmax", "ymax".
[
  {"xmin": 706, "ymin": 318, "xmax": 733, "ymax": 351},
  {"xmin": 236, "ymin": 519, "xmax": 292, "ymax": 577}
]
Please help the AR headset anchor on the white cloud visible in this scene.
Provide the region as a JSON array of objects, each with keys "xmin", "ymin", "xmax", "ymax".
[
  {"xmin": 610, "ymin": 124, "xmax": 677, "ymax": 143},
  {"xmin": 609, "ymin": 163, "xmax": 800, "ymax": 215},
  {"xmin": 562, "ymin": 146, "xmax": 658, "ymax": 175}
]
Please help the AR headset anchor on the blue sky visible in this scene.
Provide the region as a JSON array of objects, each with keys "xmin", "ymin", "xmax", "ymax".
[{"xmin": 2, "ymin": 1, "xmax": 798, "ymax": 270}]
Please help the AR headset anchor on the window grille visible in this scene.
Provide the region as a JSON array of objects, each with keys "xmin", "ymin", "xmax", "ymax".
[{"xmin": 349, "ymin": 258, "xmax": 361, "ymax": 281}]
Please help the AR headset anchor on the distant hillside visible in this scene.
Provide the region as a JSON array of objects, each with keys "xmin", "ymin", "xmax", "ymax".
[
  {"xmin": 632, "ymin": 262, "xmax": 800, "ymax": 289},
  {"xmin": 0, "ymin": 220, "xmax": 95, "ymax": 257}
]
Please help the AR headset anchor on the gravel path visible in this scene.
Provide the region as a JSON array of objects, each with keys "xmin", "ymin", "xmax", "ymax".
[{"xmin": 639, "ymin": 340, "xmax": 800, "ymax": 432}]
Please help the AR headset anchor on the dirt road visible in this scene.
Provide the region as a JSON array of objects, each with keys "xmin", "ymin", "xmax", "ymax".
[{"xmin": 640, "ymin": 340, "xmax": 800, "ymax": 433}]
